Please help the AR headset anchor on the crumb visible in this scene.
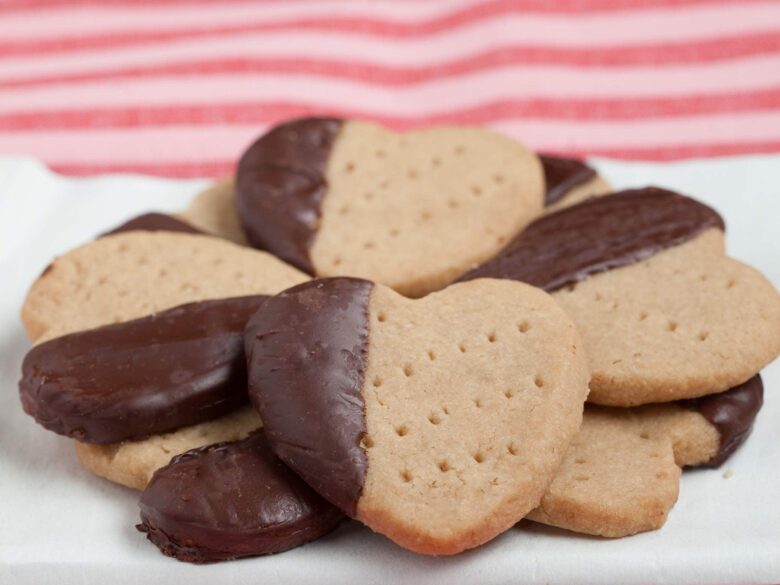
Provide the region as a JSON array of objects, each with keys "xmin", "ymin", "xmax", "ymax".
[{"xmin": 722, "ymin": 469, "xmax": 733, "ymax": 479}]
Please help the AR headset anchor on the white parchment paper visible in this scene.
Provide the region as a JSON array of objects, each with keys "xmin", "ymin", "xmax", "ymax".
[{"xmin": 0, "ymin": 155, "xmax": 778, "ymax": 585}]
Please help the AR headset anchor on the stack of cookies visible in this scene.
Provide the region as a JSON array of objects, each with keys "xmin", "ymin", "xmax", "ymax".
[{"xmin": 18, "ymin": 118, "xmax": 780, "ymax": 562}]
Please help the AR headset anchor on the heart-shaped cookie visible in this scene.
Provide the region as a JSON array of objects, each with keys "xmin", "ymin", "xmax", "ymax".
[
  {"xmin": 527, "ymin": 375, "xmax": 763, "ymax": 537},
  {"xmin": 236, "ymin": 118, "xmax": 544, "ymax": 297},
  {"xmin": 246, "ymin": 277, "xmax": 589, "ymax": 555},
  {"xmin": 21, "ymin": 229, "xmax": 305, "ymax": 487},
  {"xmin": 22, "ymin": 230, "xmax": 308, "ymax": 342},
  {"xmin": 459, "ymin": 188, "xmax": 780, "ymax": 406}
]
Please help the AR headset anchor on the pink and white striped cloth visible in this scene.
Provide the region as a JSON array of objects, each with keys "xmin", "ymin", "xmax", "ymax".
[{"xmin": 1, "ymin": 0, "xmax": 779, "ymax": 178}]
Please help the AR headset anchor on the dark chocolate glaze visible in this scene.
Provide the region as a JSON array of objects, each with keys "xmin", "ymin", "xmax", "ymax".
[
  {"xmin": 245, "ymin": 278, "xmax": 372, "ymax": 516},
  {"xmin": 102, "ymin": 212, "xmax": 203, "ymax": 237},
  {"xmin": 540, "ymin": 154, "xmax": 597, "ymax": 206},
  {"xmin": 235, "ymin": 117, "xmax": 344, "ymax": 274},
  {"xmin": 458, "ymin": 188, "xmax": 725, "ymax": 292},
  {"xmin": 19, "ymin": 295, "xmax": 269, "ymax": 444},
  {"xmin": 138, "ymin": 430, "xmax": 344, "ymax": 564},
  {"xmin": 680, "ymin": 375, "xmax": 763, "ymax": 467}
]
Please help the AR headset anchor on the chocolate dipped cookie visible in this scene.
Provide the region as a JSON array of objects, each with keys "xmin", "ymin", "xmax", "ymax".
[
  {"xmin": 235, "ymin": 117, "xmax": 544, "ymax": 297},
  {"xmin": 527, "ymin": 375, "xmax": 764, "ymax": 537},
  {"xmin": 246, "ymin": 277, "xmax": 589, "ymax": 555},
  {"xmin": 539, "ymin": 154, "xmax": 612, "ymax": 212},
  {"xmin": 138, "ymin": 431, "xmax": 344, "ymax": 563},
  {"xmin": 459, "ymin": 188, "xmax": 780, "ymax": 406}
]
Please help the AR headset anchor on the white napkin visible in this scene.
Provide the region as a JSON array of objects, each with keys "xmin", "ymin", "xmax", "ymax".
[{"xmin": 0, "ymin": 155, "xmax": 778, "ymax": 585}]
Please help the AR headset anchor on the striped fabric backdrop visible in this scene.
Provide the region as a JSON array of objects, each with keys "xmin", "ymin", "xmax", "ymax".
[{"xmin": 1, "ymin": 0, "xmax": 779, "ymax": 178}]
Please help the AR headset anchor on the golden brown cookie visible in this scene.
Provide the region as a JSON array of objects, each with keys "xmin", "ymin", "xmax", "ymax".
[
  {"xmin": 246, "ymin": 277, "xmax": 589, "ymax": 555},
  {"xmin": 182, "ymin": 178, "xmax": 248, "ymax": 245},
  {"xmin": 235, "ymin": 118, "xmax": 544, "ymax": 297},
  {"xmin": 527, "ymin": 375, "xmax": 763, "ymax": 537},
  {"xmin": 21, "ymin": 232, "xmax": 304, "ymax": 486},
  {"xmin": 180, "ymin": 154, "xmax": 606, "ymax": 250},
  {"xmin": 76, "ymin": 407, "xmax": 262, "ymax": 490},
  {"xmin": 527, "ymin": 406, "xmax": 681, "ymax": 538},
  {"xmin": 459, "ymin": 188, "xmax": 780, "ymax": 406},
  {"xmin": 22, "ymin": 231, "xmax": 307, "ymax": 342}
]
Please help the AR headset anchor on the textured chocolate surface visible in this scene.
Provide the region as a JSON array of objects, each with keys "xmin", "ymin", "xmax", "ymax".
[
  {"xmin": 20, "ymin": 295, "xmax": 268, "ymax": 444},
  {"xmin": 458, "ymin": 188, "xmax": 725, "ymax": 292},
  {"xmin": 246, "ymin": 278, "xmax": 372, "ymax": 516},
  {"xmin": 138, "ymin": 431, "xmax": 344, "ymax": 564},
  {"xmin": 681, "ymin": 375, "xmax": 763, "ymax": 467},
  {"xmin": 102, "ymin": 212, "xmax": 203, "ymax": 236},
  {"xmin": 236, "ymin": 117, "xmax": 344, "ymax": 274},
  {"xmin": 540, "ymin": 154, "xmax": 598, "ymax": 206}
]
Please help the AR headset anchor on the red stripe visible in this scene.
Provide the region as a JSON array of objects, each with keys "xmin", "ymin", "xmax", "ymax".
[
  {"xmin": 2, "ymin": 0, "xmax": 776, "ymax": 56},
  {"xmin": 0, "ymin": 0, "xmax": 761, "ymax": 15},
  {"xmin": 4, "ymin": 32, "xmax": 780, "ymax": 89},
  {"xmin": 46, "ymin": 139, "xmax": 780, "ymax": 178},
  {"xmin": 3, "ymin": 91, "xmax": 780, "ymax": 131}
]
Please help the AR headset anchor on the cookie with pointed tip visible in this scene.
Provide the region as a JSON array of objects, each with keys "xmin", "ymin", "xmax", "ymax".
[
  {"xmin": 246, "ymin": 277, "xmax": 589, "ymax": 555},
  {"xmin": 459, "ymin": 188, "xmax": 780, "ymax": 406},
  {"xmin": 527, "ymin": 375, "xmax": 763, "ymax": 537},
  {"xmin": 137, "ymin": 430, "xmax": 344, "ymax": 563},
  {"xmin": 539, "ymin": 154, "xmax": 612, "ymax": 213},
  {"xmin": 22, "ymin": 231, "xmax": 308, "ymax": 342},
  {"xmin": 236, "ymin": 117, "xmax": 544, "ymax": 297}
]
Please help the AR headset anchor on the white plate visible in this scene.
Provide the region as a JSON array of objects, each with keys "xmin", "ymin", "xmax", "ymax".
[{"xmin": 1, "ymin": 155, "xmax": 778, "ymax": 585}]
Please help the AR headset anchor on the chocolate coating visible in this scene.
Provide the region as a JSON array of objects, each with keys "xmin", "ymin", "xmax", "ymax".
[
  {"xmin": 236, "ymin": 117, "xmax": 344, "ymax": 274},
  {"xmin": 680, "ymin": 375, "xmax": 763, "ymax": 467},
  {"xmin": 540, "ymin": 154, "xmax": 597, "ymax": 206},
  {"xmin": 246, "ymin": 278, "xmax": 372, "ymax": 516},
  {"xmin": 458, "ymin": 188, "xmax": 725, "ymax": 292},
  {"xmin": 19, "ymin": 295, "xmax": 269, "ymax": 444},
  {"xmin": 102, "ymin": 212, "xmax": 203, "ymax": 236},
  {"xmin": 138, "ymin": 430, "xmax": 344, "ymax": 563}
]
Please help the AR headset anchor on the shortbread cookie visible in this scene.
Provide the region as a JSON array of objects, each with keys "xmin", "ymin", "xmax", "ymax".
[
  {"xmin": 102, "ymin": 212, "xmax": 204, "ymax": 237},
  {"xmin": 527, "ymin": 375, "xmax": 763, "ymax": 537},
  {"xmin": 539, "ymin": 155, "xmax": 611, "ymax": 213},
  {"xmin": 138, "ymin": 430, "xmax": 344, "ymax": 563},
  {"xmin": 236, "ymin": 117, "xmax": 544, "ymax": 297},
  {"xmin": 183, "ymin": 178, "xmax": 248, "ymax": 244},
  {"xmin": 527, "ymin": 406, "xmax": 681, "ymax": 537},
  {"xmin": 647, "ymin": 374, "xmax": 763, "ymax": 467},
  {"xmin": 20, "ymin": 295, "xmax": 268, "ymax": 444},
  {"xmin": 459, "ymin": 188, "xmax": 780, "ymax": 405},
  {"xmin": 182, "ymin": 154, "xmax": 604, "ymax": 246},
  {"xmin": 76, "ymin": 406, "xmax": 262, "ymax": 490},
  {"xmin": 246, "ymin": 277, "xmax": 589, "ymax": 555},
  {"xmin": 22, "ymin": 231, "xmax": 308, "ymax": 342}
]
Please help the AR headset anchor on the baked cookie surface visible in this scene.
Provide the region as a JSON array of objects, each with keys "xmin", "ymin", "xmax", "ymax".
[
  {"xmin": 236, "ymin": 118, "xmax": 544, "ymax": 297},
  {"xmin": 22, "ymin": 231, "xmax": 308, "ymax": 342},
  {"xmin": 246, "ymin": 277, "xmax": 589, "ymax": 555},
  {"xmin": 76, "ymin": 407, "xmax": 262, "ymax": 490},
  {"xmin": 527, "ymin": 375, "xmax": 763, "ymax": 537},
  {"xmin": 183, "ymin": 178, "xmax": 247, "ymax": 244},
  {"xmin": 460, "ymin": 188, "xmax": 780, "ymax": 405}
]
